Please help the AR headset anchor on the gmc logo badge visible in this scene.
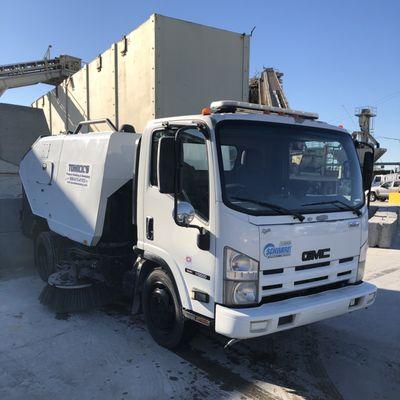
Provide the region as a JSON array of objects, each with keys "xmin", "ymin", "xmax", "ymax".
[{"xmin": 302, "ymin": 248, "xmax": 330, "ymax": 261}]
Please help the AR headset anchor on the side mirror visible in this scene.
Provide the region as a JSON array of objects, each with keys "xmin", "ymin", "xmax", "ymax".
[
  {"xmin": 362, "ymin": 151, "xmax": 374, "ymax": 191},
  {"xmin": 354, "ymin": 140, "xmax": 374, "ymax": 191},
  {"xmin": 158, "ymin": 136, "xmax": 176, "ymax": 194},
  {"xmin": 175, "ymin": 201, "xmax": 195, "ymax": 225}
]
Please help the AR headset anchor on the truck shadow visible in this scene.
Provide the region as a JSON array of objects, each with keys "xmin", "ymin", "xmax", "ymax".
[
  {"xmin": 173, "ymin": 285, "xmax": 400, "ymax": 400},
  {"xmin": 176, "ymin": 325, "xmax": 342, "ymax": 400}
]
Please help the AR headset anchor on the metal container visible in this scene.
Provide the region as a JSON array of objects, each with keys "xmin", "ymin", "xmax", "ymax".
[{"xmin": 33, "ymin": 14, "xmax": 250, "ymax": 134}]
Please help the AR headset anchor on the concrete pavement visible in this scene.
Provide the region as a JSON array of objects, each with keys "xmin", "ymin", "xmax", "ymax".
[{"xmin": 0, "ymin": 242, "xmax": 399, "ymax": 400}]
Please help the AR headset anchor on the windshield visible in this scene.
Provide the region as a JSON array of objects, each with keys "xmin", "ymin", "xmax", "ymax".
[{"xmin": 216, "ymin": 120, "xmax": 364, "ymax": 216}]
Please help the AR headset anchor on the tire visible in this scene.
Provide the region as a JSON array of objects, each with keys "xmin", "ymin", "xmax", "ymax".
[
  {"xmin": 34, "ymin": 231, "xmax": 60, "ymax": 282},
  {"xmin": 141, "ymin": 268, "xmax": 194, "ymax": 349},
  {"xmin": 370, "ymin": 192, "xmax": 376, "ymax": 202}
]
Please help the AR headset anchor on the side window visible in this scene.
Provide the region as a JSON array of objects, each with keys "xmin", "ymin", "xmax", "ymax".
[
  {"xmin": 179, "ymin": 129, "xmax": 209, "ymax": 221},
  {"xmin": 394, "ymin": 181, "xmax": 400, "ymax": 187},
  {"xmin": 381, "ymin": 182, "xmax": 391, "ymax": 189},
  {"xmin": 150, "ymin": 131, "xmax": 162, "ymax": 186},
  {"xmin": 150, "ymin": 130, "xmax": 174, "ymax": 186},
  {"xmin": 150, "ymin": 128, "xmax": 210, "ymax": 221}
]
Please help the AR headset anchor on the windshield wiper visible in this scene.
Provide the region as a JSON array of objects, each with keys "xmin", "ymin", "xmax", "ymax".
[
  {"xmin": 301, "ymin": 200, "xmax": 362, "ymax": 217},
  {"xmin": 231, "ymin": 197, "xmax": 305, "ymax": 222}
]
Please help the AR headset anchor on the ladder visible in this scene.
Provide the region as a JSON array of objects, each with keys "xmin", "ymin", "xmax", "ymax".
[{"xmin": 0, "ymin": 55, "xmax": 81, "ymax": 96}]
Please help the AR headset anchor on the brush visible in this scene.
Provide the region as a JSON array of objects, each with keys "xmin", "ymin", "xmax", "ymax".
[
  {"xmin": 39, "ymin": 283, "xmax": 114, "ymax": 313},
  {"xmin": 39, "ymin": 268, "xmax": 115, "ymax": 313}
]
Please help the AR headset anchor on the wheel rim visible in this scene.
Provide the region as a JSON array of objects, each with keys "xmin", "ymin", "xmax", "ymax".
[{"xmin": 149, "ymin": 281, "xmax": 175, "ymax": 333}]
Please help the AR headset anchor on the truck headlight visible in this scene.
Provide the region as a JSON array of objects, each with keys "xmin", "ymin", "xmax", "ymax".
[
  {"xmin": 224, "ymin": 247, "xmax": 259, "ymax": 306},
  {"xmin": 356, "ymin": 241, "xmax": 368, "ymax": 282}
]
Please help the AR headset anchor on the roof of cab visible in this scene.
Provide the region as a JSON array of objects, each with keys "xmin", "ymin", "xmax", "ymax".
[
  {"xmin": 150, "ymin": 112, "xmax": 347, "ymax": 135},
  {"xmin": 149, "ymin": 100, "xmax": 348, "ymax": 134}
]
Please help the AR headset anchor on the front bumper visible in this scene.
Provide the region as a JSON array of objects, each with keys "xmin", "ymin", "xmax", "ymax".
[{"xmin": 215, "ymin": 282, "xmax": 377, "ymax": 339}]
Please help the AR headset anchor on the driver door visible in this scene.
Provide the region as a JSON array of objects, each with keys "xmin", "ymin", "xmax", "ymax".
[{"xmin": 142, "ymin": 126, "xmax": 215, "ymax": 318}]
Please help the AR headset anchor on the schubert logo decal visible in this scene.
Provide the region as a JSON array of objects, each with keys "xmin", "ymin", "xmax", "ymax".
[{"xmin": 264, "ymin": 242, "xmax": 292, "ymax": 258}]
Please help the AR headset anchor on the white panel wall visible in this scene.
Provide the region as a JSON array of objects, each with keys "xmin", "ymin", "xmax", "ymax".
[
  {"xmin": 117, "ymin": 17, "xmax": 155, "ymax": 133},
  {"xmin": 154, "ymin": 14, "xmax": 249, "ymax": 119},
  {"xmin": 88, "ymin": 47, "xmax": 116, "ymax": 131},
  {"xmin": 66, "ymin": 66, "xmax": 88, "ymax": 132},
  {"xmin": 32, "ymin": 14, "xmax": 250, "ymax": 134},
  {"xmin": 48, "ymin": 87, "xmax": 66, "ymax": 134}
]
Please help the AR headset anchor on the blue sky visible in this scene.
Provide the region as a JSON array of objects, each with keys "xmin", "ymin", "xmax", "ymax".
[{"xmin": 1, "ymin": 0, "xmax": 399, "ymax": 161}]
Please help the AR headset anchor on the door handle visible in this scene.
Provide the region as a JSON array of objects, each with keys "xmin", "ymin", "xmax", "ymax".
[
  {"xmin": 146, "ymin": 217, "xmax": 154, "ymax": 240},
  {"xmin": 36, "ymin": 161, "xmax": 54, "ymax": 186},
  {"xmin": 48, "ymin": 162, "xmax": 54, "ymax": 185}
]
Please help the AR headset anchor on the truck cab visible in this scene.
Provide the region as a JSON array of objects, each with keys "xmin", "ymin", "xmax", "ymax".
[{"xmin": 136, "ymin": 100, "xmax": 377, "ymax": 344}]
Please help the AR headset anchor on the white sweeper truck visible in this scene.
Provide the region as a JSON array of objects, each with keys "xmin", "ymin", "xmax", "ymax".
[{"xmin": 19, "ymin": 100, "xmax": 377, "ymax": 349}]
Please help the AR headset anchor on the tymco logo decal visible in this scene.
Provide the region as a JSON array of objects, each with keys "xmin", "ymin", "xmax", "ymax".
[{"xmin": 263, "ymin": 241, "xmax": 292, "ymax": 258}]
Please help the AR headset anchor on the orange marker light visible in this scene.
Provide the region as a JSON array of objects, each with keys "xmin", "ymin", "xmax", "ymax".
[
  {"xmin": 202, "ymin": 107, "xmax": 211, "ymax": 115},
  {"xmin": 338, "ymin": 124, "xmax": 344, "ymax": 128}
]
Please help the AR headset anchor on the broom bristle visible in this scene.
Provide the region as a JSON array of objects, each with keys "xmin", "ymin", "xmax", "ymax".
[{"xmin": 39, "ymin": 284, "xmax": 114, "ymax": 313}]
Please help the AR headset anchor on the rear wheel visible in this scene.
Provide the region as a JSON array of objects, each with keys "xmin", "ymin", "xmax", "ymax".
[
  {"xmin": 34, "ymin": 231, "xmax": 60, "ymax": 282},
  {"xmin": 142, "ymin": 268, "xmax": 194, "ymax": 349},
  {"xmin": 370, "ymin": 192, "xmax": 376, "ymax": 202}
]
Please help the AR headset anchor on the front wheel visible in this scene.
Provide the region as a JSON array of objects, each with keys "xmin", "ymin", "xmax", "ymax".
[
  {"xmin": 370, "ymin": 192, "xmax": 376, "ymax": 202},
  {"xmin": 142, "ymin": 268, "xmax": 194, "ymax": 349}
]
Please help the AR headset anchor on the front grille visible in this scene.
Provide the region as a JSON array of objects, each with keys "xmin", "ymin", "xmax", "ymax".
[
  {"xmin": 294, "ymin": 275, "xmax": 328, "ymax": 285},
  {"xmin": 261, "ymin": 281, "xmax": 350, "ymax": 304},
  {"xmin": 260, "ymin": 256, "xmax": 357, "ymax": 298},
  {"xmin": 339, "ymin": 257, "xmax": 354, "ymax": 264},
  {"xmin": 294, "ymin": 261, "xmax": 330, "ymax": 271},
  {"xmin": 263, "ymin": 268, "xmax": 284, "ymax": 275},
  {"xmin": 262, "ymin": 283, "xmax": 283, "ymax": 290}
]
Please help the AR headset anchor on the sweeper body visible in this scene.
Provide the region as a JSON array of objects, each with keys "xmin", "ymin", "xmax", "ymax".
[{"xmin": 20, "ymin": 101, "xmax": 377, "ymax": 349}]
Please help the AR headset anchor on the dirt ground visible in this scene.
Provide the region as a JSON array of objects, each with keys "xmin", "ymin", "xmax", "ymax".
[{"xmin": 1, "ymin": 238, "xmax": 399, "ymax": 400}]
